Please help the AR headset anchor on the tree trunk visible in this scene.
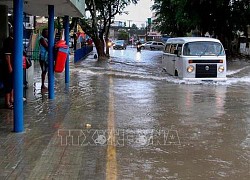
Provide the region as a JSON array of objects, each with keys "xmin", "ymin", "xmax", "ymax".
[
  {"xmin": 93, "ymin": 38, "xmax": 107, "ymax": 61},
  {"xmin": 105, "ymin": 4, "xmax": 112, "ymax": 57},
  {"xmin": 105, "ymin": 38, "xmax": 110, "ymax": 57}
]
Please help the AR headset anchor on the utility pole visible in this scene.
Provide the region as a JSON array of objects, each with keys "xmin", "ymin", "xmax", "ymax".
[
  {"xmin": 127, "ymin": 20, "xmax": 132, "ymax": 45},
  {"xmin": 146, "ymin": 18, "xmax": 152, "ymax": 42},
  {"xmin": 128, "ymin": 20, "xmax": 132, "ymax": 28}
]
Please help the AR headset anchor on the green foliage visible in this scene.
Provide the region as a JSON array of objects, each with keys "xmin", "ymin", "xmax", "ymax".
[
  {"xmin": 131, "ymin": 23, "xmax": 138, "ymax": 29},
  {"xmin": 152, "ymin": 0, "xmax": 250, "ymax": 40},
  {"xmin": 117, "ymin": 30, "xmax": 129, "ymax": 40},
  {"xmin": 80, "ymin": 0, "xmax": 139, "ymax": 58},
  {"xmin": 55, "ymin": 17, "xmax": 63, "ymax": 32}
]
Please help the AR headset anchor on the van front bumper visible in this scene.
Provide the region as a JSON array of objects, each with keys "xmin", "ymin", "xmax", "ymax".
[{"xmin": 183, "ymin": 77, "xmax": 227, "ymax": 81}]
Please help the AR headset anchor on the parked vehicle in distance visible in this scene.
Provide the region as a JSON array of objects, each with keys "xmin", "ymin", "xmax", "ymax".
[
  {"xmin": 144, "ymin": 41, "xmax": 165, "ymax": 50},
  {"xmin": 142, "ymin": 41, "xmax": 153, "ymax": 49},
  {"xmin": 134, "ymin": 39, "xmax": 145, "ymax": 46},
  {"xmin": 162, "ymin": 37, "xmax": 227, "ymax": 81},
  {"xmin": 113, "ymin": 40, "xmax": 127, "ymax": 50}
]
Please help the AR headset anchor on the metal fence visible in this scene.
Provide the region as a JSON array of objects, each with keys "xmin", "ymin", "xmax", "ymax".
[{"xmin": 74, "ymin": 45, "xmax": 93, "ymax": 63}]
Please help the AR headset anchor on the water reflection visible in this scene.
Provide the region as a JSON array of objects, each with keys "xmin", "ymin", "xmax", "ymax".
[
  {"xmin": 0, "ymin": 48, "xmax": 247, "ymax": 179},
  {"xmin": 181, "ymin": 85, "xmax": 227, "ymax": 118},
  {"xmin": 135, "ymin": 52, "xmax": 141, "ymax": 61}
]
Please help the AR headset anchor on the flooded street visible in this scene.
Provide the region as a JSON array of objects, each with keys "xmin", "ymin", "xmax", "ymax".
[
  {"xmin": 71, "ymin": 47, "xmax": 250, "ymax": 179},
  {"xmin": 0, "ymin": 46, "xmax": 250, "ymax": 179}
]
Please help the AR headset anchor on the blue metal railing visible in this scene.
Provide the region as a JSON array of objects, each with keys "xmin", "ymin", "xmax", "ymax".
[{"xmin": 74, "ymin": 45, "xmax": 93, "ymax": 63}]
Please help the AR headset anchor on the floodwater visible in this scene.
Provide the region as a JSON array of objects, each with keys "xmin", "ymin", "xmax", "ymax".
[
  {"xmin": 0, "ymin": 46, "xmax": 250, "ymax": 179},
  {"xmin": 70, "ymin": 47, "xmax": 250, "ymax": 179}
]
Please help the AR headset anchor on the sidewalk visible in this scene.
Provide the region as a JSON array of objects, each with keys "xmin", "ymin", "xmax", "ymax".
[{"xmin": 0, "ymin": 52, "xmax": 105, "ymax": 179}]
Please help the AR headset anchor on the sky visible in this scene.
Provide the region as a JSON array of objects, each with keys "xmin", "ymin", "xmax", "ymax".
[{"xmin": 115, "ymin": 0, "xmax": 154, "ymax": 27}]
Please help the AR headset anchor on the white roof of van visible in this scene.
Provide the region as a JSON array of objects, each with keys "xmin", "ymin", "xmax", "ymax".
[{"xmin": 166, "ymin": 37, "xmax": 221, "ymax": 44}]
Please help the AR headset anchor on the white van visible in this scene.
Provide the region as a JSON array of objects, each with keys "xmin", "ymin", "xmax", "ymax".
[{"xmin": 162, "ymin": 37, "xmax": 227, "ymax": 81}]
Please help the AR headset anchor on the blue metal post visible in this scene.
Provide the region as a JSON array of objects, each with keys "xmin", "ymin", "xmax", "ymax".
[
  {"xmin": 48, "ymin": 5, "xmax": 55, "ymax": 99},
  {"xmin": 13, "ymin": 0, "xmax": 24, "ymax": 132},
  {"xmin": 64, "ymin": 16, "xmax": 70, "ymax": 84}
]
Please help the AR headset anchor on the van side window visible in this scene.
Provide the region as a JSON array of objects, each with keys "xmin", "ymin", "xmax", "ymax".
[
  {"xmin": 177, "ymin": 44, "xmax": 183, "ymax": 56},
  {"xmin": 170, "ymin": 44, "xmax": 177, "ymax": 54},
  {"xmin": 183, "ymin": 43, "xmax": 190, "ymax": 55},
  {"xmin": 165, "ymin": 44, "xmax": 171, "ymax": 53}
]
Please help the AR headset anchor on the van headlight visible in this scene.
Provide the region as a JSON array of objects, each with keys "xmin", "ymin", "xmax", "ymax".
[
  {"xmin": 218, "ymin": 65, "xmax": 225, "ymax": 73},
  {"xmin": 187, "ymin": 65, "xmax": 194, "ymax": 73}
]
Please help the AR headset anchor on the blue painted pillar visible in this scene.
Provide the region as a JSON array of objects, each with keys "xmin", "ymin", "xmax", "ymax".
[
  {"xmin": 13, "ymin": 0, "xmax": 24, "ymax": 132},
  {"xmin": 64, "ymin": 16, "xmax": 70, "ymax": 84},
  {"xmin": 48, "ymin": 5, "xmax": 55, "ymax": 99}
]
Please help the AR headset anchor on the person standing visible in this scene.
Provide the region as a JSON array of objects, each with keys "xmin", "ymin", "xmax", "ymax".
[
  {"xmin": 39, "ymin": 28, "xmax": 49, "ymax": 91},
  {"xmin": 2, "ymin": 29, "xmax": 14, "ymax": 109},
  {"xmin": 22, "ymin": 51, "xmax": 28, "ymax": 89}
]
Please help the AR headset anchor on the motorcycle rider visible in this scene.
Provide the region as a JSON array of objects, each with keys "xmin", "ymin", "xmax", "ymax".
[{"xmin": 136, "ymin": 40, "xmax": 142, "ymax": 52}]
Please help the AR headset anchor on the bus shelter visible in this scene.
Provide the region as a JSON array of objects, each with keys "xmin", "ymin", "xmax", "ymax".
[{"xmin": 0, "ymin": 0, "xmax": 85, "ymax": 133}]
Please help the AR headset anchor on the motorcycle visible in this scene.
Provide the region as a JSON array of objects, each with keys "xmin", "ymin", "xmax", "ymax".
[{"xmin": 137, "ymin": 44, "xmax": 142, "ymax": 52}]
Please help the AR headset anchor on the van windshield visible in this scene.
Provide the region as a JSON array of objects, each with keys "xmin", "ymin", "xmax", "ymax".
[{"xmin": 183, "ymin": 41, "xmax": 225, "ymax": 56}]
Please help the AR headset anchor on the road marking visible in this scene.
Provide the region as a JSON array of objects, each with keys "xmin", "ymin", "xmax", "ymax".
[{"xmin": 106, "ymin": 77, "xmax": 117, "ymax": 180}]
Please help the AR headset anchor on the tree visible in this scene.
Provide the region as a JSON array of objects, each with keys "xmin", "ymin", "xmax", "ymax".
[
  {"xmin": 152, "ymin": 0, "xmax": 250, "ymax": 52},
  {"xmin": 117, "ymin": 30, "xmax": 129, "ymax": 40},
  {"xmin": 152, "ymin": 0, "xmax": 194, "ymax": 36},
  {"xmin": 131, "ymin": 23, "xmax": 138, "ymax": 30},
  {"xmin": 78, "ymin": 0, "xmax": 138, "ymax": 60}
]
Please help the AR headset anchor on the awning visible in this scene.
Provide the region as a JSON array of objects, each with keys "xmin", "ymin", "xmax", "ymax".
[{"xmin": 0, "ymin": 0, "xmax": 85, "ymax": 17}]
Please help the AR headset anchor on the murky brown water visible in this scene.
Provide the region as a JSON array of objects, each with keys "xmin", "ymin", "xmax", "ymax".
[
  {"xmin": 70, "ymin": 48, "xmax": 250, "ymax": 179},
  {"xmin": 0, "ymin": 47, "xmax": 249, "ymax": 179}
]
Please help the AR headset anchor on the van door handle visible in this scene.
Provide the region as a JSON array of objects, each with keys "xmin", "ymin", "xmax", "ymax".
[{"xmin": 172, "ymin": 60, "xmax": 176, "ymax": 61}]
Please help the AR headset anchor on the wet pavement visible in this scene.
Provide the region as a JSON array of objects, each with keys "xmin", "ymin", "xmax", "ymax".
[{"xmin": 0, "ymin": 46, "xmax": 250, "ymax": 179}]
